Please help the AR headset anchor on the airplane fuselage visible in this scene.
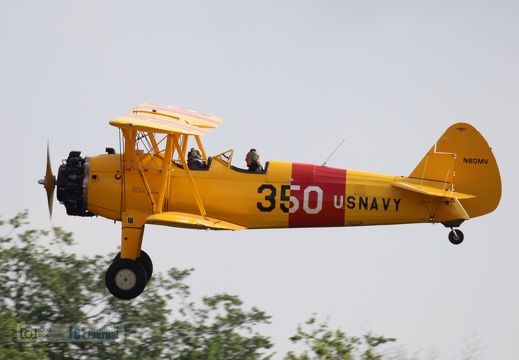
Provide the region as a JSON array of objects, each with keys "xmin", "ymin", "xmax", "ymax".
[{"xmin": 80, "ymin": 152, "xmax": 459, "ymax": 230}]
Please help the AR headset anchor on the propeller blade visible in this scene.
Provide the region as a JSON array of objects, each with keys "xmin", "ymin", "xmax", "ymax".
[{"xmin": 39, "ymin": 142, "xmax": 56, "ymax": 218}]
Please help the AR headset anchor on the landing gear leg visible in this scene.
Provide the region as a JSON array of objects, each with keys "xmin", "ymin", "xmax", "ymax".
[
  {"xmin": 105, "ymin": 211, "xmax": 150, "ymax": 300},
  {"xmin": 448, "ymin": 228, "xmax": 464, "ymax": 245}
]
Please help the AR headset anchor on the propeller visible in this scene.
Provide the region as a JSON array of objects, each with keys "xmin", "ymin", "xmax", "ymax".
[{"xmin": 38, "ymin": 142, "xmax": 56, "ymax": 218}]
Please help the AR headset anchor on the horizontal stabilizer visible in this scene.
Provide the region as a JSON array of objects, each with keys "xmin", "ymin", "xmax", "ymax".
[
  {"xmin": 393, "ymin": 182, "xmax": 476, "ymax": 199},
  {"xmin": 146, "ymin": 212, "xmax": 246, "ymax": 230}
]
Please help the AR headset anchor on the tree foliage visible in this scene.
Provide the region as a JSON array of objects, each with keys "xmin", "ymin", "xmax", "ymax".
[
  {"xmin": 284, "ymin": 316, "xmax": 396, "ymax": 360},
  {"xmin": 0, "ymin": 211, "xmax": 483, "ymax": 360},
  {"xmin": 0, "ymin": 211, "xmax": 272, "ymax": 359}
]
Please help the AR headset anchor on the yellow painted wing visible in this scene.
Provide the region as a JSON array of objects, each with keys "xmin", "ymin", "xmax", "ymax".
[
  {"xmin": 393, "ymin": 182, "xmax": 475, "ymax": 199},
  {"xmin": 109, "ymin": 103, "xmax": 223, "ymax": 135},
  {"xmin": 133, "ymin": 102, "xmax": 223, "ymax": 129},
  {"xmin": 146, "ymin": 212, "xmax": 246, "ymax": 230}
]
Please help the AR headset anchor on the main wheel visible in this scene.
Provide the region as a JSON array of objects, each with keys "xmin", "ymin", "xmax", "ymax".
[
  {"xmin": 112, "ymin": 250, "xmax": 153, "ymax": 281},
  {"xmin": 136, "ymin": 250, "xmax": 153, "ymax": 281},
  {"xmin": 448, "ymin": 229, "xmax": 464, "ymax": 245},
  {"xmin": 105, "ymin": 259, "xmax": 147, "ymax": 300}
]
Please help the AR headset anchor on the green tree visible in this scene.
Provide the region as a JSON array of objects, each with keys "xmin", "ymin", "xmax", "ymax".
[
  {"xmin": 166, "ymin": 289, "xmax": 272, "ymax": 359},
  {"xmin": 0, "ymin": 211, "xmax": 272, "ymax": 359},
  {"xmin": 2, "ymin": 211, "xmax": 481, "ymax": 360},
  {"xmin": 284, "ymin": 316, "xmax": 396, "ymax": 360}
]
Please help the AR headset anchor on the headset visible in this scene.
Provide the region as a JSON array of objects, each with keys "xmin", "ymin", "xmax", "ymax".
[
  {"xmin": 189, "ymin": 148, "xmax": 201, "ymax": 159},
  {"xmin": 247, "ymin": 148, "xmax": 260, "ymax": 162}
]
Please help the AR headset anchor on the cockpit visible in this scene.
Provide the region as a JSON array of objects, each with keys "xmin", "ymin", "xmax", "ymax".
[{"xmin": 174, "ymin": 149, "xmax": 268, "ymax": 173}]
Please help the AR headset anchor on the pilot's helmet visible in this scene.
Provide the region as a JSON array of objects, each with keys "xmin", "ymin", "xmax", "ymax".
[
  {"xmin": 246, "ymin": 148, "xmax": 260, "ymax": 162},
  {"xmin": 188, "ymin": 148, "xmax": 202, "ymax": 159}
]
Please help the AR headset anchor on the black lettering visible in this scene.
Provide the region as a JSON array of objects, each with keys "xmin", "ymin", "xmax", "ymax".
[
  {"xmin": 370, "ymin": 198, "xmax": 378, "ymax": 210},
  {"xmin": 463, "ymin": 158, "xmax": 489, "ymax": 165},
  {"xmin": 346, "ymin": 196, "xmax": 402, "ymax": 211},
  {"xmin": 393, "ymin": 198, "xmax": 401, "ymax": 211},
  {"xmin": 359, "ymin": 196, "xmax": 368, "ymax": 210},
  {"xmin": 257, "ymin": 184, "xmax": 276, "ymax": 212},
  {"xmin": 382, "ymin": 198, "xmax": 391, "ymax": 211},
  {"xmin": 280, "ymin": 185, "xmax": 291, "ymax": 213},
  {"xmin": 346, "ymin": 196, "xmax": 356, "ymax": 209}
]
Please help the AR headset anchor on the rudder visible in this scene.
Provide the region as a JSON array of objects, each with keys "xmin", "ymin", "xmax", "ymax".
[{"xmin": 410, "ymin": 123, "xmax": 501, "ymax": 218}]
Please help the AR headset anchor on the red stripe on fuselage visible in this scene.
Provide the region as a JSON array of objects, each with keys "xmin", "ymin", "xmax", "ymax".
[{"xmin": 288, "ymin": 163, "xmax": 346, "ymax": 228}]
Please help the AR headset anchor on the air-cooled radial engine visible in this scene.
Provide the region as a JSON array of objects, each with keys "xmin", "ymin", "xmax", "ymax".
[{"xmin": 56, "ymin": 151, "xmax": 94, "ymax": 217}]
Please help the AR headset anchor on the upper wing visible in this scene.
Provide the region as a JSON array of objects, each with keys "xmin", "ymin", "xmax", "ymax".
[
  {"xmin": 146, "ymin": 212, "xmax": 246, "ymax": 231},
  {"xmin": 109, "ymin": 102, "xmax": 223, "ymax": 135}
]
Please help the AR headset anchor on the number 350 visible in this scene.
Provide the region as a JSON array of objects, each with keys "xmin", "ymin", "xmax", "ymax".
[{"xmin": 257, "ymin": 184, "xmax": 323, "ymax": 214}]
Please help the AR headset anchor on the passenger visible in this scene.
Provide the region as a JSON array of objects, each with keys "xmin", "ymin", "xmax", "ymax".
[
  {"xmin": 245, "ymin": 148, "xmax": 264, "ymax": 173},
  {"xmin": 187, "ymin": 148, "xmax": 206, "ymax": 169}
]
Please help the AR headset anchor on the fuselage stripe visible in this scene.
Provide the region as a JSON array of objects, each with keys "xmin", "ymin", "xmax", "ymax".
[{"xmin": 288, "ymin": 163, "xmax": 346, "ymax": 228}]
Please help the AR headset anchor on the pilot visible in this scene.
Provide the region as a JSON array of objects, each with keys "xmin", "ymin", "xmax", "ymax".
[
  {"xmin": 245, "ymin": 148, "xmax": 264, "ymax": 173},
  {"xmin": 187, "ymin": 148, "xmax": 207, "ymax": 169}
]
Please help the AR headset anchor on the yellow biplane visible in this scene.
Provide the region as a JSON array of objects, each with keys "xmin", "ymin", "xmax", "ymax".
[{"xmin": 39, "ymin": 103, "xmax": 501, "ymax": 299}]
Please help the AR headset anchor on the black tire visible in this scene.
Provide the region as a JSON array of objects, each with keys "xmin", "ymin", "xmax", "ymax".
[
  {"xmin": 136, "ymin": 250, "xmax": 153, "ymax": 281},
  {"xmin": 448, "ymin": 229, "xmax": 464, "ymax": 245},
  {"xmin": 105, "ymin": 259, "xmax": 147, "ymax": 300},
  {"xmin": 112, "ymin": 250, "xmax": 153, "ymax": 281}
]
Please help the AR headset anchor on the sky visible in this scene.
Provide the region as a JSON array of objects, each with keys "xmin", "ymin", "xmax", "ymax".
[{"xmin": 1, "ymin": 1, "xmax": 518, "ymax": 358}]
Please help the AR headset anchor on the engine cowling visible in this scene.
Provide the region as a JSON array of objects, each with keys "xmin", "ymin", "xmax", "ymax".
[{"xmin": 56, "ymin": 151, "xmax": 94, "ymax": 217}]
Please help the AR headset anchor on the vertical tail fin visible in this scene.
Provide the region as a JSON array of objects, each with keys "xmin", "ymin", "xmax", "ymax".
[{"xmin": 410, "ymin": 123, "xmax": 501, "ymax": 218}]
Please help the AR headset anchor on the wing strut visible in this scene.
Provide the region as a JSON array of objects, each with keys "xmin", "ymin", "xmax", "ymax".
[
  {"xmin": 134, "ymin": 146, "xmax": 159, "ymax": 214},
  {"xmin": 195, "ymin": 135, "xmax": 207, "ymax": 160},
  {"xmin": 121, "ymin": 128, "xmax": 160, "ymax": 215},
  {"xmin": 171, "ymin": 134, "xmax": 208, "ymax": 218},
  {"xmin": 156, "ymin": 135, "xmax": 174, "ymax": 212}
]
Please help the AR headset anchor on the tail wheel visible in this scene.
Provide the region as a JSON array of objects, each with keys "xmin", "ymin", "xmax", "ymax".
[
  {"xmin": 105, "ymin": 259, "xmax": 147, "ymax": 300},
  {"xmin": 448, "ymin": 229, "xmax": 464, "ymax": 245}
]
